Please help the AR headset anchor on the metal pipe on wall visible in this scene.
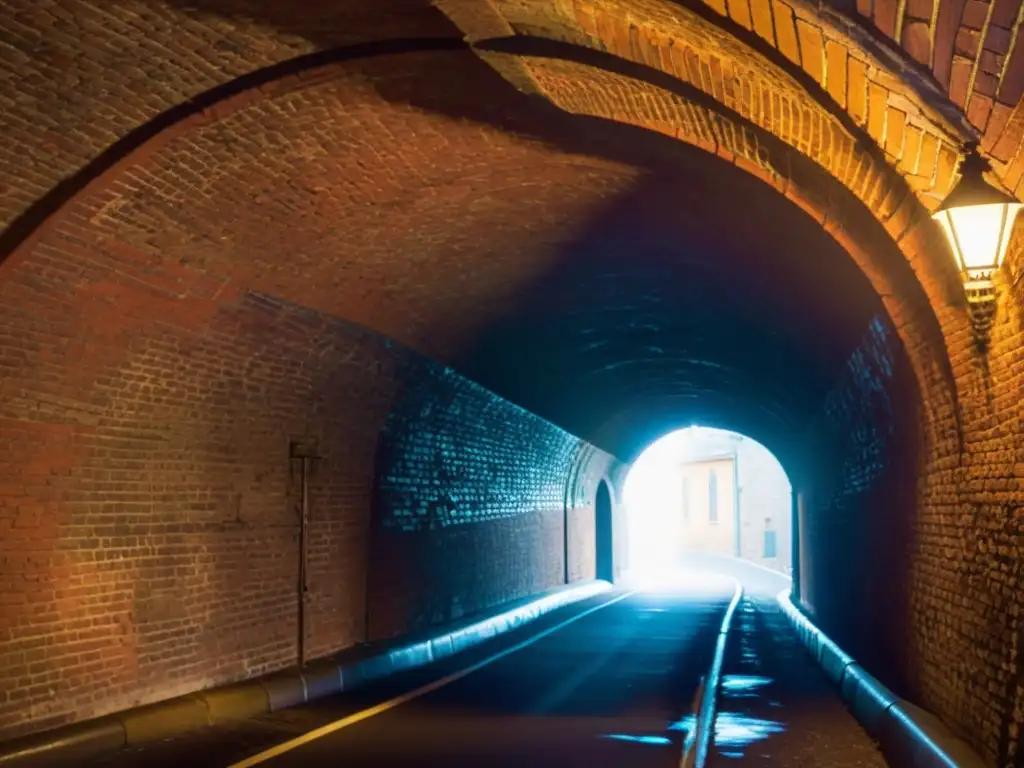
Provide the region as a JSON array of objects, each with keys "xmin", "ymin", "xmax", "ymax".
[
  {"xmin": 290, "ymin": 441, "xmax": 319, "ymax": 668},
  {"xmin": 299, "ymin": 454, "xmax": 309, "ymax": 667}
]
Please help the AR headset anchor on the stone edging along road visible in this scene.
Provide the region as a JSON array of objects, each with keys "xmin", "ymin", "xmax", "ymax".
[
  {"xmin": 0, "ymin": 580, "xmax": 613, "ymax": 767},
  {"xmin": 682, "ymin": 579, "xmax": 744, "ymax": 768},
  {"xmin": 776, "ymin": 589, "xmax": 988, "ymax": 768}
]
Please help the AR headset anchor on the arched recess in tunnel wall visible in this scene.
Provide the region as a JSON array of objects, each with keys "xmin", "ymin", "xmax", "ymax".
[
  {"xmin": 2, "ymin": 0, "xmax": 1024, "ymax": 762},
  {"xmin": 594, "ymin": 480, "xmax": 615, "ymax": 582}
]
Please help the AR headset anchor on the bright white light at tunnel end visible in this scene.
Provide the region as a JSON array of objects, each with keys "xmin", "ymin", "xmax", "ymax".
[{"xmin": 621, "ymin": 426, "xmax": 790, "ymax": 588}]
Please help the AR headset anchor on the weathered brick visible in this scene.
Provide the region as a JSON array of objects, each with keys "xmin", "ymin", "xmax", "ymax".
[
  {"xmin": 918, "ymin": 132, "xmax": 941, "ymax": 180},
  {"xmin": 962, "ymin": 0, "xmax": 989, "ymax": 27},
  {"xmin": 824, "ymin": 41, "xmax": 849, "ymax": 108},
  {"xmin": 968, "ymin": 91, "xmax": 995, "ymax": 129},
  {"xmin": 750, "ymin": 0, "xmax": 777, "ymax": 45},
  {"xmin": 867, "ymin": 83, "xmax": 889, "ymax": 142},
  {"xmin": 905, "ymin": 0, "xmax": 934, "ymax": 19},
  {"xmin": 988, "ymin": 101, "xmax": 1024, "ymax": 160},
  {"xmin": 902, "ymin": 20, "xmax": 932, "ymax": 64},
  {"xmin": 797, "ymin": 22, "xmax": 825, "ymax": 85},
  {"xmin": 950, "ymin": 55, "xmax": 974, "ymax": 106},
  {"xmin": 727, "ymin": 0, "xmax": 754, "ymax": 30},
  {"xmin": 900, "ymin": 126, "xmax": 924, "ymax": 174},
  {"xmin": 885, "ymin": 107, "xmax": 907, "ymax": 157},
  {"xmin": 772, "ymin": 0, "xmax": 802, "ymax": 65},
  {"xmin": 848, "ymin": 58, "xmax": 869, "ymax": 123},
  {"xmin": 956, "ymin": 27, "xmax": 982, "ymax": 57}
]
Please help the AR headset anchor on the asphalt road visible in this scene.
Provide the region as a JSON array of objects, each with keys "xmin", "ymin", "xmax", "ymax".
[
  {"xmin": 236, "ymin": 581, "xmax": 732, "ymax": 768},
  {"xmin": 74, "ymin": 561, "xmax": 885, "ymax": 768}
]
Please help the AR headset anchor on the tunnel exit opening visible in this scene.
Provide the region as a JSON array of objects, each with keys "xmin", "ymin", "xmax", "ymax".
[{"xmin": 622, "ymin": 427, "xmax": 792, "ymax": 585}]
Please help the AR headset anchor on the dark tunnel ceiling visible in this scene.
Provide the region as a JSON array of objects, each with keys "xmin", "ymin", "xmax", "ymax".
[{"xmin": 456, "ymin": 148, "xmax": 888, "ymax": 465}]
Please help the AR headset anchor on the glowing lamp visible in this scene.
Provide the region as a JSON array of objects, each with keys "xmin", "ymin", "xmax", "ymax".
[{"xmin": 932, "ymin": 149, "xmax": 1022, "ymax": 291}]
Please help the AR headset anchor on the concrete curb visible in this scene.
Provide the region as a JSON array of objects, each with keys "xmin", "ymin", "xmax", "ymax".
[
  {"xmin": 0, "ymin": 580, "xmax": 612, "ymax": 767},
  {"xmin": 776, "ymin": 589, "xmax": 988, "ymax": 768},
  {"xmin": 682, "ymin": 579, "xmax": 744, "ymax": 768}
]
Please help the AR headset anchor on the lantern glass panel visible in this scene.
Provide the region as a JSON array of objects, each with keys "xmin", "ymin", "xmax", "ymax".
[{"xmin": 934, "ymin": 202, "xmax": 1023, "ymax": 275}]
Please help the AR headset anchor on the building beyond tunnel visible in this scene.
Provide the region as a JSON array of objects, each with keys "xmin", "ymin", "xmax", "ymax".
[
  {"xmin": 624, "ymin": 428, "xmax": 793, "ymax": 576},
  {"xmin": 679, "ymin": 429, "xmax": 792, "ymax": 576},
  {"xmin": 1, "ymin": 0, "xmax": 1024, "ymax": 766}
]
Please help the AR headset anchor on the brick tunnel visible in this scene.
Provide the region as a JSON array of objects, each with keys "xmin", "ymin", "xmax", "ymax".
[{"xmin": 1, "ymin": 1, "xmax": 1023, "ymax": 766}]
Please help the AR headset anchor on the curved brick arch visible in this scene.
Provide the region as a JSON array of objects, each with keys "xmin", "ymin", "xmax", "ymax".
[
  {"xmin": 2, "ymin": 0, "xmax": 1020, "ymax": 230},
  {"xmin": 0, "ymin": 0, "xmax": 472, "ymax": 239},
  {"xmin": 481, "ymin": 45, "xmax": 962, "ymax": 457},
  {"xmin": 0, "ymin": 37, "xmax": 941, "ymax": 462},
  {"xmin": 0, "ymin": 30, "xmax": 958, "ymax": 488},
  {"xmin": 0, "ymin": 0, "xmax": 983, "ymax": 420},
  {"xmin": 444, "ymin": 0, "xmax": 1024, "ymax": 193},
  {"xmin": 1, "ymin": 5, "xmax": 1021, "ymax": 763},
  {"xmin": 435, "ymin": 0, "xmax": 991, "ymax": 461},
  {"xmin": 442, "ymin": 0, "xmax": 968, "ymax": 191}
]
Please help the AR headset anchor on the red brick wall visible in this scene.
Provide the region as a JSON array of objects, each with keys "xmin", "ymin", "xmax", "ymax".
[
  {"xmin": 937, "ymin": 268, "xmax": 1024, "ymax": 768},
  {"xmin": 0, "ymin": 233, "xmax": 620, "ymax": 740},
  {"xmin": 800, "ymin": 283, "xmax": 1024, "ymax": 767},
  {"xmin": 368, "ymin": 365, "xmax": 619, "ymax": 639},
  {"xmin": 0, "ymin": 268, "xmax": 383, "ymax": 737},
  {"xmin": 799, "ymin": 314, "xmax": 921, "ymax": 700}
]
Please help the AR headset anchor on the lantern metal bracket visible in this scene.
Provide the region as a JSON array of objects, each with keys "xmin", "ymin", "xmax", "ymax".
[
  {"xmin": 962, "ymin": 277, "xmax": 997, "ymax": 351},
  {"xmin": 933, "ymin": 144, "xmax": 1021, "ymax": 348},
  {"xmin": 965, "ymin": 282, "xmax": 996, "ymax": 333}
]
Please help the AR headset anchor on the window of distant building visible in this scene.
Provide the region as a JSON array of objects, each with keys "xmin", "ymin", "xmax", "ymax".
[
  {"xmin": 681, "ymin": 476, "xmax": 690, "ymax": 521},
  {"xmin": 763, "ymin": 517, "xmax": 777, "ymax": 558},
  {"xmin": 708, "ymin": 470, "xmax": 718, "ymax": 524}
]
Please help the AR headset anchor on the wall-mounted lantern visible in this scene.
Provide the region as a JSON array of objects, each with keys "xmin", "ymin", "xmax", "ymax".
[{"xmin": 932, "ymin": 146, "xmax": 1022, "ymax": 338}]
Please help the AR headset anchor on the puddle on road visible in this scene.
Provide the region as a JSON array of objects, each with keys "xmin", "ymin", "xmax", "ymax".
[
  {"xmin": 721, "ymin": 675, "xmax": 773, "ymax": 698},
  {"xmin": 600, "ymin": 734, "xmax": 672, "ymax": 746},
  {"xmin": 714, "ymin": 712, "xmax": 786, "ymax": 748},
  {"xmin": 667, "ymin": 714, "xmax": 697, "ymax": 734}
]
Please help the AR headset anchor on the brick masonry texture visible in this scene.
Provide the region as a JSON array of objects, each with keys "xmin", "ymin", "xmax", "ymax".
[
  {"xmin": 370, "ymin": 363, "xmax": 615, "ymax": 639},
  {"xmin": 437, "ymin": 8, "xmax": 1024, "ymax": 762},
  {"xmin": 800, "ymin": 315, "xmax": 921, "ymax": 700},
  {"xmin": 2, "ymin": 2, "xmax": 1024, "ymax": 766},
  {"xmin": 0, "ymin": 221, "xmax": 619, "ymax": 738},
  {"xmin": 0, "ymin": 0, "xmax": 461, "ymax": 235}
]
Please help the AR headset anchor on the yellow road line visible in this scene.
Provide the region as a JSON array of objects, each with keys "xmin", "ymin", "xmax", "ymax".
[{"xmin": 227, "ymin": 590, "xmax": 636, "ymax": 768}]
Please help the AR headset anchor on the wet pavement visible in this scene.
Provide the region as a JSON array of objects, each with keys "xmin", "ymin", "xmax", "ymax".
[
  {"xmin": 81, "ymin": 576, "xmax": 733, "ymax": 768},
  {"xmin": 685, "ymin": 556, "xmax": 887, "ymax": 767},
  {"xmin": 709, "ymin": 595, "xmax": 886, "ymax": 766},
  {"xmin": 75, "ymin": 559, "xmax": 886, "ymax": 767}
]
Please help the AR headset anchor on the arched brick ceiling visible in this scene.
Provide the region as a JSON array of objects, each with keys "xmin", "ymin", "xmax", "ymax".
[
  {"xmin": 845, "ymin": 0, "xmax": 1024, "ymax": 140},
  {"xmin": 0, "ymin": 49, "xmax": 718, "ymax": 357},
  {"xmin": 4, "ymin": 0, "xmax": 1024, "ymax": 242},
  {"xmin": 1, "ymin": 43, "xmax": 911, "ymax": 470},
  {"xmin": 440, "ymin": 0, "xmax": 1024, "ymax": 194},
  {"xmin": 433, "ymin": 0, "xmax": 975, "ymax": 444},
  {"xmin": 480, "ymin": 44, "xmax": 962, "ymax": 450},
  {"xmin": 0, "ymin": 0, "xmax": 973, "ymax": 462},
  {"xmin": 0, "ymin": 0, "xmax": 460, "ymax": 238},
  {"xmin": 458, "ymin": 153, "xmax": 889, "ymax": 467}
]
